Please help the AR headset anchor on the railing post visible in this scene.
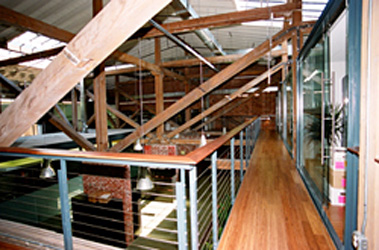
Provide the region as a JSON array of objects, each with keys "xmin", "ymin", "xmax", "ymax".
[
  {"xmin": 211, "ymin": 151, "xmax": 218, "ymax": 250},
  {"xmin": 245, "ymin": 127, "xmax": 249, "ymax": 169},
  {"xmin": 181, "ymin": 168, "xmax": 187, "ymax": 242},
  {"xmin": 239, "ymin": 131, "xmax": 244, "ymax": 181},
  {"xmin": 176, "ymin": 170, "xmax": 188, "ymax": 250},
  {"xmin": 230, "ymin": 137, "xmax": 235, "ymax": 204},
  {"xmin": 189, "ymin": 167, "xmax": 198, "ymax": 250},
  {"xmin": 58, "ymin": 159, "xmax": 73, "ymax": 250}
]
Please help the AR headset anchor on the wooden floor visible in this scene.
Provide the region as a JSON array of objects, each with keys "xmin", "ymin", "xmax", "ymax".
[{"xmin": 218, "ymin": 127, "xmax": 335, "ymax": 250}]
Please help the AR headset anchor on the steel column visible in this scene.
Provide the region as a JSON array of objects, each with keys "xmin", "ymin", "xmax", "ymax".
[
  {"xmin": 245, "ymin": 127, "xmax": 249, "ymax": 169},
  {"xmin": 239, "ymin": 131, "xmax": 244, "ymax": 181},
  {"xmin": 176, "ymin": 179, "xmax": 188, "ymax": 250},
  {"xmin": 189, "ymin": 167, "xmax": 198, "ymax": 250},
  {"xmin": 211, "ymin": 151, "xmax": 218, "ymax": 249},
  {"xmin": 58, "ymin": 159, "xmax": 73, "ymax": 250}
]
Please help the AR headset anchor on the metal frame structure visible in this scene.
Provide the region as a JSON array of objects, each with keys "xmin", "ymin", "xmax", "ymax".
[
  {"xmin": 296, "ymin": 0, "xmax": 361, "ymax": 249},
  {"xmin": 0, "ymin": 117, "xmax": 261, "ymax": 250}
]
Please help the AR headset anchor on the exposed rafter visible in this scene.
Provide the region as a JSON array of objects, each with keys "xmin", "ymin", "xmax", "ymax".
[
  {"xmin": 0, "ymin": 4, "xmax": 185, "ymax": 81},
  {"xmin": 166, "ymin": 63, "xmax": 282, "ymax": 138},
  {"xmin": 136, "ymin": 3, "xmax": 296, "ymax": 39},
  {"xmin": 110, "ymin": 26, "xmax": 297, "ymax": 152},
  {"xmin": 0, "ymin": 0, "xmax": 172, "ymax": 147}
]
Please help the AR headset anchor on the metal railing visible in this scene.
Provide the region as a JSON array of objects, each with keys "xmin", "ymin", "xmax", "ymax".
[{"xmin": 0, "ymin": 117, "xmax": 261, "ymax": 250}]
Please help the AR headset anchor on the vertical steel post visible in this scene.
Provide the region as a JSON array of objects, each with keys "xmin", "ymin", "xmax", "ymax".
[
  {"xmin": 180, "ymin": 168, "xmax": 187, "ymax": 242},
  {"xmin": 211, "ymin": 151, "xmax": 218, "ymax": 250},
  {"xmin": 176, "ymin": 178, "xmax": 188, "ymax": 250},
  {"xmin": 239, "ymin": 131, "xmax": 244, "ymax": 181},
  {"xmin": 189, "ymin": 167, "xmax": 198, "ymax": 250},
  {"xmin": 58, "ymin": 159, "xmax": 73, "ymax": 250},
  {"xmin": 230, "ymin": 138, "xmax": 235, "ymax": 204},
  {"xmin": 245, "ymin": 127, "xmax": 249, "ymax": 169}
]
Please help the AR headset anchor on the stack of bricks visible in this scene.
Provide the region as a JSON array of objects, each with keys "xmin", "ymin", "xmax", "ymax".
[{"xmin": 82, "ymin": 166, "xmax": 133, "ymax": 245}]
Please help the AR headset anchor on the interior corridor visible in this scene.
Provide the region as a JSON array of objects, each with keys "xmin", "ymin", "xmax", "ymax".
[{"xmin": 218, "ymin": 123, "xmax": 335, "ymax": 249}]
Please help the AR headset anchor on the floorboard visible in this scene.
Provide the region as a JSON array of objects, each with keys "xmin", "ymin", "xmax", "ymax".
[{"xmin": 218, "ymin": 126, "xmax": 335, "ymax": 250}]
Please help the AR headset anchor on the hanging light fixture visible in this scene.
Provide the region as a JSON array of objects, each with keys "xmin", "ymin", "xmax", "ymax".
[
  {"xmin": 134, "ymin": 138, "xmax": 143, "ymax": 151},
  {"xmin": 40, "ymin": 159, "xmax": 56, "ymax": 179},
  {"xmin": 199, "ymin": 62, "xmax": 207, "ymax": 147},
  {"xmin": 135, "ymin": 38, "xmax": 144, "ymax": 152},
  {"xmin": 136, "ymin": 167, "xmax": 154, "ymax": 191}
]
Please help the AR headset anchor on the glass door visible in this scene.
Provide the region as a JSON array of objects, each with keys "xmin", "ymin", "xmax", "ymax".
[{"xmin": 299, "ymin": 35, "xmax": 330, "ymax": 202}]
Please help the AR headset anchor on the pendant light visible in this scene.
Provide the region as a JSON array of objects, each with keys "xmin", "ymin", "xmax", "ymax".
[
  {"xmin": 199, "ymin": 62, "xmax": 207, "ymax": 147},
  {"xmin": 135, "ymin": 38, "xmax": 144, "ymax": 152},
  {"xmin": 137, "ymin": 167, "xmax": 154, "ymax": 191},
  {"xmin": 40, "ymin": 159, "xmax": 56, "ymax": 179}
]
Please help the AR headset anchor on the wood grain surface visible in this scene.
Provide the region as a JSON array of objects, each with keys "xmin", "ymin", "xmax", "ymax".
[{"xmin": 218, "ymin": 128, "xmax": 334, "ymax": 250}]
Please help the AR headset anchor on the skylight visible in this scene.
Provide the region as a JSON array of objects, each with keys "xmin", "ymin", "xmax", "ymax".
[
  {"xmin": 2, "ymin": 31, "xmax": 66, "ymax": 69},
  {"xmin": 233, "ymin": 0, "xmax": 329, "ymax": 27}
]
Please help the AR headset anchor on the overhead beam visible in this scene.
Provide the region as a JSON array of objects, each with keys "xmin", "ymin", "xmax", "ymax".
[
  {"xmin": 110, "ymin": 27, "xmax": 294, "ymax": 152},
  {"xmin": 167, "ymin": 63, "xmax": 282, "ymax": 138},
  {"xmin": 0, "ymin": 46, "xmax": 64, "ymax": 67},
  {"xmin": 0, "ymin": 4, "xmax": 184, "ymax": 81},
  {"xmin": 0, "ymin": 74, "xmax": 95, "ymax": 150},
  {"xmin": 0, "ymin": 0, "xmax": 172, "ymax": 147},
  {"xmin": 84, "ymin": 89, "xmax": 140, "ymax": 129},
  {"xmin": 137, "ymin": 3, "xmax": 296, "ymax": 39}
]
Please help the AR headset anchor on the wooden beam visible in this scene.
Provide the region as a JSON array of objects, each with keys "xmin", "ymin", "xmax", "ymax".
[
  {"xmin": 71, "ymin": 89, "xmax": 78, "ymax": 130},
  {"xmin": 93, "ymin": 61, "xmax": 108, "ymax": 151},
  {"xmin": 0, "ymin": 73, "xmax": 95, "ymax": 150},
  {"xmin": 138, "ymin": 3, "xmax": 296, "ymax": 39},
  {"xmin": 116, "ymin": 87, "xmax": 157, "ymax": 115},
  {"xmin": 167, "ymin": 64, "xmax": 281, "ymax": 138},
  {"xmin": 92, "ymin": 0, "xmax": 108, "ymax": 151},
  {"xmin": 48, "ymin": 115, "xmax": 96, "ymax": 151},
  {"xmin": 0, "ymin": 4, "xmax": 185, "ymax": 82},
  {"xmin": 84, "ymin": 89, "xmax": 140, "ymax": 129},
  {"xmin": 154, "ymin": 37, "xmax": 164, "ymax": 138},
  {"xmin": 0, "ymin": 47, "xmax": 64, "ymax": 67},
  {"xmin": 0, "ymin": 0, "xmax": 172, "ymax": 147},
  {"xmin": 110, "ymin": 27, "xmax": 293, "ymax": 152},
  {"xmin": 86, "ymin": 113, "xmax": 96, "ymax": 126},
  {"xmin": 159, "ymin": 51, "xmax": 284, "ymax": 68},
  {"xmin": 115, "ymin": 75, "xmax": 120, "ymax": 128}
]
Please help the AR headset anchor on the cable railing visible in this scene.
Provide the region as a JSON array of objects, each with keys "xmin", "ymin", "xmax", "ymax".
[{"xmin": 0, "ymin": 117, "xmax": 261, "ymax": 250}]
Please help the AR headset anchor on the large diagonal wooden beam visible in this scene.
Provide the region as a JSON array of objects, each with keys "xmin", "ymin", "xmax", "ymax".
[
  {"xmin": 166, "ymin": 63, "xmax": 282, "ymax": 138},
  {"xmin": 0, "ymin": 4, "xmax": 184, "ymax": 81},
  {"xmin": 0, "ymin": 0, "xmax": 172, "ymax": 147},
  {"xmin": 0, "ymin": 74, "xmax": 95, "ymax": 150},
  {"xmin": 136, "ymin": 3, "xmax": 296, "ymax": 39},
  {"xmin": 110, "ymin": 27, "xmax": 293, "ymax": 152}
]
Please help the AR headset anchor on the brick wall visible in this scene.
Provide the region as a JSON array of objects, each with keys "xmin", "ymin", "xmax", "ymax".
[{"xmin": 82, "ymin": 166, "xmax": 133, "ymax": 245}]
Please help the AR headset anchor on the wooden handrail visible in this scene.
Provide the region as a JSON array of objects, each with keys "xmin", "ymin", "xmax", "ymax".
[
  {"xmin": 187, "ymin": 117, "xmax": 258, "ymax": 163},
  {"xmin": 0, "ymin": 117, "xmax": 259, "ymax": 167},
  {"xmin": 0, "ymin": 147, "xmax": 196, "ymax": 166}
]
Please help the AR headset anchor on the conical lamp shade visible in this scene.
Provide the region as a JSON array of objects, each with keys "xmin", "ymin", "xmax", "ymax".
[
  {"xmin": 137, "ymin": 168, "xmax": 154, "ymax": 191},
  {"xmin": 137, "ymin": 177, "xmax": 154, "ymax": 191},
  {"xmin": 200, "ymin": 133, "xmax": 207, "ymax": 147},
  {"xmin": 40, "ymin": 160, "xmax": 56, "ymax": 179},
  {"xmin": 134, "ymin": 139, "xmax": 143, "ymax": 151}
]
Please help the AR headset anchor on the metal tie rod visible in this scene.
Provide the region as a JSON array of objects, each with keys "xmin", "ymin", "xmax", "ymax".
[{"xmin": 149, "ymin": 19, "xmax": 219, "ymax": 72}]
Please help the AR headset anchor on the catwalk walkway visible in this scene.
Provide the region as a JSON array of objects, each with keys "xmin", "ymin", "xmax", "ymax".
[{"xmin": 218, "ymin": 126, "xmax": 334, "ymax": 249}]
